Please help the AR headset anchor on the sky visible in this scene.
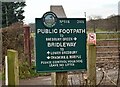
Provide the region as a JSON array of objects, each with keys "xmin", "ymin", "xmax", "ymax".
[{"xmin": 23, "ymin": 0, "xmax": 119, "ymax": 24}]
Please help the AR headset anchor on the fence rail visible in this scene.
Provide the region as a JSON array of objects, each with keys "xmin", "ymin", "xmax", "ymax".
[
  {"xmin": 97, "ymin": 39, "xmax": 119, "ymax": 41},
  {"xmin": 96, "ymin": 31, "xmax": 120, "ymax": 34},
  {"xmin": 96, "ymin": 46, "xmax": 118, "ymax": 48},
  {"xmin": 97, "ymin": 56, "xmax": 119, "ymax": 59},
  {"xmin": 97, "ymin": 51, "xmax": 118, "ymax": 54}
]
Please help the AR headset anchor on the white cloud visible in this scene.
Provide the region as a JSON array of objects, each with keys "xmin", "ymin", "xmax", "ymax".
[{"xmin": 24, "ymin": 0, "xmax": 119, "ymax": 23}]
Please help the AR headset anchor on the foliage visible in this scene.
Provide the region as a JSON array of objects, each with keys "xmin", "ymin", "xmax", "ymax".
[
  {"xmin": 87, "ymin": 15, "xmax": 120, "ymax": 31},
  {"xmin": 19, "ymin": 60, "xmax": 31, "ymax": 79},
  {"xmin": 2, "ymin": 2, "xmax": 26, "ymax": 28},
  {"xmin": 2, "ymin": 22, "xmax": 24, "ymax": 65},
  {"xmin": 19, "ymin": 60, "xmax": 50, "ymax": 79},
  {"xmin": 2, "ymin": 23, "xmax": 49, "ymax": 79}
]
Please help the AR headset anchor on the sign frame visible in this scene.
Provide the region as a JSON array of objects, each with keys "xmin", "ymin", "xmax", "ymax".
[{"xmin": 35, "ymin": 12, "xmax": 87, "ymax": 72}]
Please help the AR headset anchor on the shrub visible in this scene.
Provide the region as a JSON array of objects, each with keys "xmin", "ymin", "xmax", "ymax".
[{"xmin": 2, "ymin": 22, "xmax": 24, "ymax": 62}]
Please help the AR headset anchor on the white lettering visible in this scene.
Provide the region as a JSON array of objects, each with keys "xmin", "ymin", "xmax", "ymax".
[
  {"xmin": 47, "ymin": 42, "xmax": 76, "ymax": 47},
  {"xmin": 37, "ymin": 29, "xmax": 86, "ymax": 34},
  {"xmin": 37, "ymin": 29, "xmax": 58, "ymax": 34},
  {"xmin": 59, "ymin": 29, "xmax": 86, "ymax": 34}
]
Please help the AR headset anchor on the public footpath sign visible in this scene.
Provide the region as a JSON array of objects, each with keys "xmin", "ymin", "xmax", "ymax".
[{"xmin": 35, "ymin": 12, "xmax": 87, "ymax": 72}]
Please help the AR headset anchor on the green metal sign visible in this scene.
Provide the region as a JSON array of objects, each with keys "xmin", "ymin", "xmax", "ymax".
[{"xmin": 35, "ymin": 12, "xmax": 87, "ymax": 72}]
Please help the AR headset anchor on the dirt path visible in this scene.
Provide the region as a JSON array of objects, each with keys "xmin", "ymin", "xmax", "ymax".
[
  {"xmin": 20, "ymin": 76, "xmax": 51, "ymax": 85},
  {"xmin": 1, "ymin": 71, "xmax": 118, "ymax": 86},
  {"xmin": 19, "ymin": 69, "xmax": 118, "ymax": 86},
  {"xmin": 20, "ymin": 74, "xmax": 82, "ymax": 85}
]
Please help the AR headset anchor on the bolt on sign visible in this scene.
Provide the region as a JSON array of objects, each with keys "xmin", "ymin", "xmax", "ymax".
[
  {"xmin": 87, "ymin": 33, "xmax": 96, "ymax": 45},
  {"xmin": 35, "ymin": 12, "xmax": 87, "ymax": 72}
]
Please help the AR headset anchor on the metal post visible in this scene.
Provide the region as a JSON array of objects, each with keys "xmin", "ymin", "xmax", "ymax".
[
  {"xmin": 23, "ymin": 25, "xmax": 31, "ymax": 66},
  {"xmin": 117, "ymin": 3, "xmax": 120, "ymax": 86},
  {"xmin": 117, "ymin": 14, "xmax": 120, "ymax": 87}
]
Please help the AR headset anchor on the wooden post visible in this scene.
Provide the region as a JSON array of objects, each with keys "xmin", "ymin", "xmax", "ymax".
[
  {"xmin": 87, "ymin": 44, "xmax": 96, "ymax": 86},
  {"xmin": 51, "ymin": 5, "xmax": 68, "ymax": 86},
  {"xmin": 51, "ymin": 72, "xmax": 68, "ymax": 86},
  {"xmin": 5, "ymin": 56, "xmax": 8, "ymax": 85},
  {"xmin": 7, "ymin": 49, "xmax": 19, "ymax": 86},
  {"xmin": 23, "ymin": 25, "xmax": 31, "ymax": 66}
]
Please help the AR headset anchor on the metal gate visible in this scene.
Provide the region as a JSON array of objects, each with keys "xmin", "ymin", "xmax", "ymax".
[
  {"xmin": 96, "ymin": 31, "xmax": 120, "ymax": 86},
  {"xmin": 66, "ymin": 31, "xmax": 120, "ymax": 86}
]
